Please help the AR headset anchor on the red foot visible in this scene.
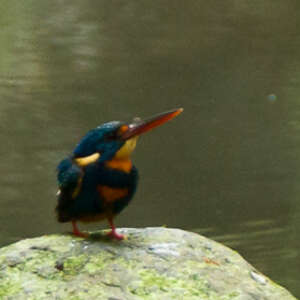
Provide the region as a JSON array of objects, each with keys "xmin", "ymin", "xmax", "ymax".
[
  {"xmin": 106, "ymin": 229, "xmax": 125, "ymax": 240},
  {"xmin": 72, "ymin": 221, "xmax": 89, "ymax": 238},
  {"xmin": 107, "ymin": 217, "xmax": 125, "ymax": 240}
]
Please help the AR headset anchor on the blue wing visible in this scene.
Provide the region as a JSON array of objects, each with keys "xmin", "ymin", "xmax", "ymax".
[
  {"xmin": 56, "ymin": 157, "xmax": 83, "ymax": 222},
  {"xmin": 57, "ymin": 157, "xmax": 82, "ymax": 188}
]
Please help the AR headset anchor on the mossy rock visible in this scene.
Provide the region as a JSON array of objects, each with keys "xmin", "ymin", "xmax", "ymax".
[{"xmin": 0, "ymin": 227, "xmax": 297, "ymax": 300}]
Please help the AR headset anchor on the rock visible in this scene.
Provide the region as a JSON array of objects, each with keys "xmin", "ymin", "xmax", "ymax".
[{"xmin": 0, "ymin": 227, "xmax": 297, "ymax": 300}]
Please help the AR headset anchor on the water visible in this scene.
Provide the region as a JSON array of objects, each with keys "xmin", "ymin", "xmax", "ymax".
[{"xmin": 1, "ymin": 1, "xmax": 299, "ymax": 297}]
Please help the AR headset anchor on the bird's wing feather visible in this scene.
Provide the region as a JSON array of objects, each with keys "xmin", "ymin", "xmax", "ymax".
[
  {"xmin": 56, "ymin": 157, "xmax": 84, "ymax": 222},
  {"xmin": 57, "ymin": 157, "xmax": 83, "ymax": 194}
]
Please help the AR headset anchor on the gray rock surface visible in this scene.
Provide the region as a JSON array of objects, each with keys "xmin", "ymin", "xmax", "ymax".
[{"xmin": 0, "ymin": 227, "xmax": 297, "ymax": 300}]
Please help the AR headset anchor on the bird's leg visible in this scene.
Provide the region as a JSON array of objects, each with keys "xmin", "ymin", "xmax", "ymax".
[
  {"xmin": 106, "ymin": 217, "xmax": 125, "ymax": 240},
  {"xmin": 72, "ymin": 221, "xmax": 89, "ymax": 238}
]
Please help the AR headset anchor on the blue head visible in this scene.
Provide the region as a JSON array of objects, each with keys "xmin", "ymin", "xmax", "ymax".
[
  {"xmin": 73, "ymin": 121, "xmax": 128, "ymax": 162},
  {"xmin": 71, "ymin": 108, "xmax": 183, "ymax": 165}
]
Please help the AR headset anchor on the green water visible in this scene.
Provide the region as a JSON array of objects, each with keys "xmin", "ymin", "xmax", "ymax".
[{"xmin": 0, "ymin": 1, "xmax": 299, "ymax": 297}]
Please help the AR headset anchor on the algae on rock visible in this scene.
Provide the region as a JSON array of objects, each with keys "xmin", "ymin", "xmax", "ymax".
[{"xmin": 0, "ymin": 227, "xmax": 297, "ymax": 300}]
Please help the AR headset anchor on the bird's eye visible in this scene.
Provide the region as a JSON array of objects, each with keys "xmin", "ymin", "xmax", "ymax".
[
  {"xmin": 104, "ymin": 125, "xmax": 128, "ymax": 140},
  {"xmin": 118, "ymin": 125, "xmax": 129, "ymax": 136}
]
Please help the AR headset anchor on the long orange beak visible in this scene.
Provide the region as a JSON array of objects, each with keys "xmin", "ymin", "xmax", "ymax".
[{"xmin": 121, "ymin": 108, "xmax": 183, "ymax": 140}]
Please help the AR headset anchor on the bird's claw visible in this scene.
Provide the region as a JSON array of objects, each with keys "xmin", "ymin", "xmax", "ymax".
[{"xmin": 106, "ymin": 230, "xmax": 126, "ymax": 240}]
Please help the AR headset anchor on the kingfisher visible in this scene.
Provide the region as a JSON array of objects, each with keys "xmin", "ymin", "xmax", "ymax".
[{"xmin": 55, "ymin": 108, "xmax": 183, "ymax": 240}]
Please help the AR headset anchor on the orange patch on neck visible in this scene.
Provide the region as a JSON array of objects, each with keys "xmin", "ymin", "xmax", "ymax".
[{"xmin": 105, "ymin": 158, "xmax": 132, "ymax": 173}]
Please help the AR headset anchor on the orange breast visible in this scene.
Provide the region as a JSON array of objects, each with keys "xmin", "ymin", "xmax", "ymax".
[
  {"xmin": 105, "ymin": 158, "xmax": 132, "ymax": 173},
  {"xmin": 97, "ymin": 185, "xmax": 129, "ymax": 203}
]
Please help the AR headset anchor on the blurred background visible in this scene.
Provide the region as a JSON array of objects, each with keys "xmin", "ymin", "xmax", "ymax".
[{"xmin": 0, "ymin": 0, "xmax": 299, "ymax": 297}]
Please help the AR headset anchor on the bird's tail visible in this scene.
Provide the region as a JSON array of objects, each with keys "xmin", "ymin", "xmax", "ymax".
[{"xmin": 55, "ymin": 190, "xmax": 73, "ymax": 222}]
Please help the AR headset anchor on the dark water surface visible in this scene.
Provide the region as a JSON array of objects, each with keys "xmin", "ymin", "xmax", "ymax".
[{"xmin": 1, "ymin": 1, "xmax": 299, "ymax": 297}]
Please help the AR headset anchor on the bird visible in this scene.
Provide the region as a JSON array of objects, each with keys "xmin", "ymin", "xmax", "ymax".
[{"xmin": 55, "ymin": 108, "xmax": 183, "ymax": 240}]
